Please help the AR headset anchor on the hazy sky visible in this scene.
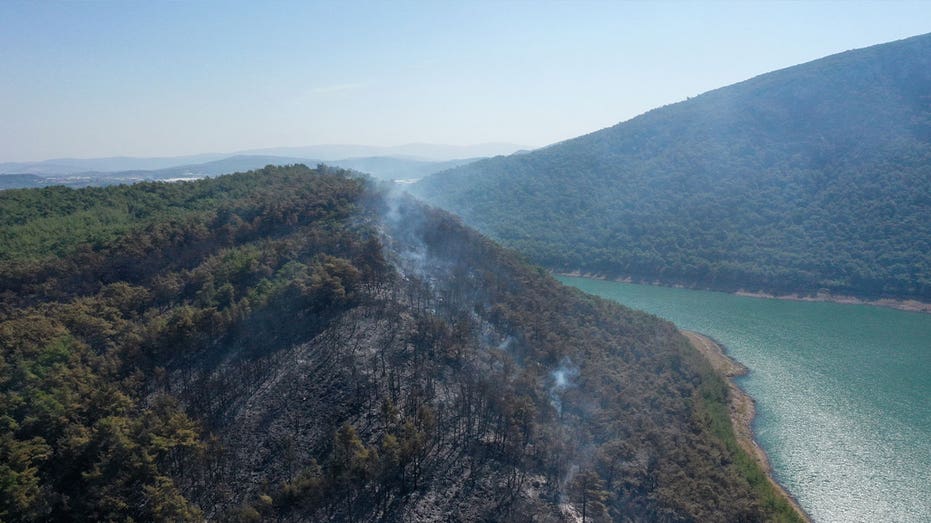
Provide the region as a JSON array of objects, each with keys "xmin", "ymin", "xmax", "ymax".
[{"xmin": 2, "ymin": 1, "xmax": 929, "ymax": 161}]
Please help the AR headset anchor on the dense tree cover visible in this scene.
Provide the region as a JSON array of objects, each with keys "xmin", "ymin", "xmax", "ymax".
[
  {"xmin": 0, "ymin": 165, "xmax": 368, "ymax": 520},
  {"xmin": 0, "ymin": 165, "xmax": 802, "ymax": 521},
  {"xmin": 413, "ymin": 33, "xmax": 931, "ymax": 301}
]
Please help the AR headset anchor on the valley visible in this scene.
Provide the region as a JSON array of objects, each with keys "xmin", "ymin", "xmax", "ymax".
[{"xmin": 2, "ymin": 4, "xmax": 929, "ymax": 520}]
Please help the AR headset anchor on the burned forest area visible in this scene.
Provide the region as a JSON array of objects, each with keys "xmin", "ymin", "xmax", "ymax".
[{"xmin": 0, "ymin": 165, "xmax": 800, "ymax": 521}]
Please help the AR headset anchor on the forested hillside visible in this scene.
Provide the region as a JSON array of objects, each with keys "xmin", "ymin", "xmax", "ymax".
[
  {"xmin": 0, "ymin": 165, "xmax": 801, "ymax": 521},
  {"xmin": 413, "ymin": 33, "xmax": 931, "ymax": 301}
]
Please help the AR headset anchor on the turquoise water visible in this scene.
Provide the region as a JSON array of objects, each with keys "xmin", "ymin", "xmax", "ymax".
[{"xmin": 558, "ymin": 276, "xmax": 931, "ymax": 522}]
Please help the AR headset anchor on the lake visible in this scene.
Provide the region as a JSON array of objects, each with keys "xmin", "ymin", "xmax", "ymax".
[{"xmin": 557, "ymin": 276, "xmax": 931, "ymax": 522}]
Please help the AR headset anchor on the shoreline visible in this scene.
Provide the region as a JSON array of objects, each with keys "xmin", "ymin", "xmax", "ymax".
[
  {"xmin": 557, "ymin": 271, "xmax": 931, "ymax": 314},
  {"xmin": 732, "ymin": 289, "xmax": 931, "ymax": 314},
  {"xmin": 681, "ymin": 330, "xmax": 811, "ymax": 523}
]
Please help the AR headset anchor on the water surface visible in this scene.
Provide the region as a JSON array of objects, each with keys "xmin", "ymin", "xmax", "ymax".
[{"xmin": 558, "ymin": 276, "xmax": 931, "ymax": 522}]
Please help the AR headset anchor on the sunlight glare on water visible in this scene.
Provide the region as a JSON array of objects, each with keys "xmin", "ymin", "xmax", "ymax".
[{"xmin": 558, "ymin": 276, "xmax": 931, "ymax": 522}]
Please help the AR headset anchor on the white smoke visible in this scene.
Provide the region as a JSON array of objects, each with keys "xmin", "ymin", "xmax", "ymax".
[
  {"xmin": 549, "ymin": 357, "xmax": 579, "ymax": 415},
  {"xmin": 378, "ymin": 183, "xmax": 430, "ymax": 280}
]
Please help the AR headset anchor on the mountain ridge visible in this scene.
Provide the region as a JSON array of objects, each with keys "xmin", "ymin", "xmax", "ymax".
[{"xmin": 0, "ymin": 142, "xmax": 530, "ymax": 175}]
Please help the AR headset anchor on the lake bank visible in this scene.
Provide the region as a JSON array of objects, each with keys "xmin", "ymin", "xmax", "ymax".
[
  {"xmin": 557, "ymin": 271, "xmax": 931, "ymax": 314},
  {"xmin": 682, "ymin": 330, "xmax": 810, "ymax": 523}
]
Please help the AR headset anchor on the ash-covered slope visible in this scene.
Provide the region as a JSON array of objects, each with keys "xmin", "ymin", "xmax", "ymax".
[
  {"xmin": 0, "ymin": 166, "xmax": 800, "ymax": 521},
  {"xmin": 412, "ymin": 33, "xmax": 931, "ymax": 301}
]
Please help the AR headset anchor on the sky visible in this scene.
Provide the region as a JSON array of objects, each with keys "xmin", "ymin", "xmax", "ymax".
[{"xmin": 1, "ymin": 1, "xmax": 930, "ymax": 162}]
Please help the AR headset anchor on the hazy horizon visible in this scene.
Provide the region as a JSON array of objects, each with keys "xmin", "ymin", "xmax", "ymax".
[
  {"xmin": 2, "ymin": 0, "xmax": 930, "ymax": 162},
  {"xmin": 1, "ymin": 141, "xmax": 531, "ymax": 164}
]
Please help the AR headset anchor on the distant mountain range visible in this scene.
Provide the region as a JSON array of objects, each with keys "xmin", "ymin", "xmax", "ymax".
[
  {"xmin": 0, "ymin": 142, "xmax": 529, "ymax": 178},
  {"xmin": 0, "ymin": 153, "xmax": 229, "ymax": 176},
  {"xmin": 238, "ymin": 142, "xmax": 531, "ymax": 162},
  {"xmin": 0, "ymin": 155, "xmax": 524, "ymax": 190},
  {"xmin": 1, "ymin": 155, "xmax": 316, "ymax": 189},
  {"xmin": 412, "ymin": 33, "xmax": 931, "ymax": 301}
]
